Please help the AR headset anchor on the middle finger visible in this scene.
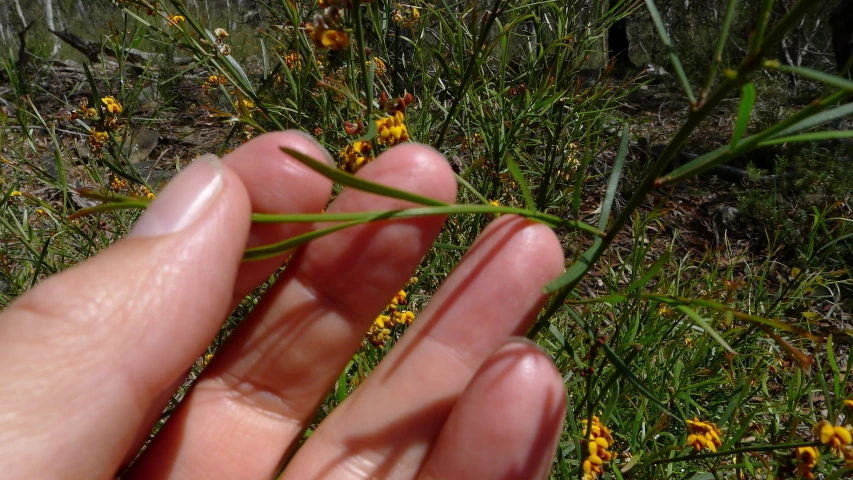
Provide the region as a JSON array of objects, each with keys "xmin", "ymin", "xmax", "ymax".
[{"xmin": 127, "ymin": 143, "xmax": 457, "ymax": 479}]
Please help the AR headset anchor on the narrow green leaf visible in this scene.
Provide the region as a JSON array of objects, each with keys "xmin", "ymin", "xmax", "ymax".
[
  {"xmin": 74, "ymin": 189, "xmax": 150, "ymax": 204},
  {"xmin": 336, "ymin": 359, "xmax": 354, "ymax": 405},
  {"xmin": 718, "ymin": 382, "xmax": 745, "ymax": 425},
  {"xmin": 599, "ymin": 124, "xmax": 630, "ymax": 230},
  {"xmin": 252, "ymin": 205, "xmax": 602, "ymax": 236},
  {"xmin": 29, "ymin": 236, "xmax": 52, "ymax": 289},
  {"xmin": 731, "ymin": 82, "xmax": 755, "ymax": 148},
  {"xmin": 601, "ymin": 343, "xmax": 680, "ymax": 421},
  {"xmin": 543, "ymin": 238, "xmax": 607, "ymax": 293},
  {"xmin": 827, "ymin": 335, "xmax": 841, "ymax": 399},
  {"xmin": 644, "ymin": 0, "xmax": 695, "ymax": 104},
  {"xmin": 826, "ymin": 467, "xmax": 853, "ymax": 480},
  {"xmin": 625, "ymin": 251, "xmax": 671, "ymax": 294},
  {"xmin": 67, "ymin": 202, "xmax": 148, "ymax": 220},
  {"xmin": 772, "ymin": 101, "xmax": 853, "ymax": 137},
  {"xmin": 700, "ymin": 0, "xmax": 738, "ymax": 97},
  {"xmin": 505, "ymin": 155, "xmax": 535, "ymax": 210},
  {"xmin": 750, "ymin": 0, "xmax": 775, "ymax": 54},
  {"xmin": 676, "ymin": 305, "xmax": 736, "ymax": 354},
  {"xmin": 565, "ymin": 294, "xmax": 628, "ymax": 305},
  {"xmin": 455, "ymin": 173, "xmax": 490, "ymax": 204},
  {"xmin": 774, "ymin": 63, "xmax": 853, "ymax": 92},
  {"xmin": 759, "ymin": 130, "xmax": 853, "ymax": 146},
  {"xmin": 243, "ymin": 221, "xmax": 361, "ymax": 261},
  {"xmin": 280, "ymin": 147, "xmax": 447, "ymax": 206}
]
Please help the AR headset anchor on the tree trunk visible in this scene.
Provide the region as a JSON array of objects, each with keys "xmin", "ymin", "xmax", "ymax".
[
  {"xmin": 12, "ymin": 0, "xmax": 26, "ymax": 26},
  {"xmin": 75, "ymin": 0, "xmax": 86, "ymax": 20},
  {"xmin": 43, "ymin": 0, "xmax": 61, "ymax": 57},
  {"xmin": 830, "ymin": 0, "xmax": 853, "ymax": 72}
]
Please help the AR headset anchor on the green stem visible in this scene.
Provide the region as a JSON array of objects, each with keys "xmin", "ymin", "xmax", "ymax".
[
  {"xmin": 353, "ymin": 0, "xmax": 375, "ymax": 149},
  {"xmin": 527, "ymin": 0, "xmax": 819, "ymax": 342},
  {"xmin": 253, "ymin": 205, "xmax": 605, "ymax": 236},
  {"xmin": 647, "ymin": 441, "xmax": 820, "ymax": 465},
  {"xmin": 432, "ymin": 0, "xmax": 505, "ymax": 150}
]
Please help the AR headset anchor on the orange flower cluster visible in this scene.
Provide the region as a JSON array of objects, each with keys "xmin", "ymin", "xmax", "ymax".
[
  {"xmin": 366, "ymin": 285, "xmax": 416, "ymax": 347},
  {"xmin": 70, "ymin": 96, "xmax": 122, "ymax": 158},
  {"xmin": 284, "ymin": 50, "xmax": 301, "ymax": 70},
  {"xmin": 339, "ymin": 141, "xmax": 373, "ymax": 173},
  {"xmin": 686, "ymin": 417, "xmax": 723, "ymax": 452},
  {"xmin": 111, "ymin": 176, "xmax": 128, "ymax": 192},
  {"xmin": 581, "ymin": 416, "xmax": 614, "ymax": 480},
  {"xmin": 813, "ymin": 420, "xmax": 853, "ymax": 466},
  {"xmin": 794, "ymin": 446, "xmax": 819, "ymax": 479},
  {"xmin": 376, "ymin": 111, "xmax": 409, "ymax": 146},
  {"xmin": 392, "ymin": 3, "xmax": 420, "ymax": 26}
]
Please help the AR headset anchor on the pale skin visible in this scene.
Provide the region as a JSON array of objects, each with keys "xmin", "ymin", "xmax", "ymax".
[{"xmin": 0, "ymin": 132, "xmax": 566, "ymax": 479}]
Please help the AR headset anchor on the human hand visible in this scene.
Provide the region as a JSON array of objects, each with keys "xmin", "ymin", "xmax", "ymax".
[{"xmin": 0, "ymin": 132, "xmax": 566, "ymax": 479}]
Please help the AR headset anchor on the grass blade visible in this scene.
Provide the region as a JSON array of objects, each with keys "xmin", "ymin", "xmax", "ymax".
[
  {"xmin": 731, "ymin": 82, "xmax": 755, "ymax": 148},
  {"xmin": 505, "ymin": 155, "xmax": 535, "ymax": 210},
  {"xmin": 675, "ymin": 305, "xmax": 736, "ymax": 354},
  {"xmin": 280, "ymin": 147, "xmax": 447, "ymax": 206},
  {"xmin": 601, "ymin": 343, "xmax": 679, "ymax": 421},
  {"xmin": 625, "ymin": 251, "xmax": 671, "ymax": 294},
  {"xmin": 644, "ymin": 0, "xmax": 695, "ymax": 104},
  {"xmin": 599, "ymin": 124, "xmax": 630, "ymax": 230}
]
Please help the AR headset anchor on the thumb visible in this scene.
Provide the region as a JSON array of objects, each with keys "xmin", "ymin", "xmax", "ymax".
[{"xmin": 0, "ymin": 155, "xmax": 252, "ymax": 479}]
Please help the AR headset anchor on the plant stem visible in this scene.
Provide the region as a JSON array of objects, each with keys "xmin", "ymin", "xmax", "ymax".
[
  {"xmin": 648, "ymin": 441, "xmax": 820, "ymax": 465},
  {"xmin": 432, "ymin": 0, "xmax": 505, "ymax": 151}
]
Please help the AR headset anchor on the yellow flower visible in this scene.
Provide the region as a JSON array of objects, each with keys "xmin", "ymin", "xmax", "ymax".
[
  {"xmin": 168, "ymin": 14, "xmax": 185, "ymax": 26},
  {"xmin": 101, "ymin": 96, "xmax": 122, "ymax": 114},
  {"xmin": 89, "ymin": 127, "xmax": 109, "ymax": 151},
  {"xmin": 85, "ymin": 107, "xmax": 97, "ymax": 118},
  {"xmin": 321, "ymin": 30, "xmax": 350, "ymax": 51},
  {"xmin": 368, "ymin": 57, "xmax": 387, "ymax": 76},
  {"xmin": 10, "ymin": 190, "xmax": 22, "ymax": 197},
  {"xmin": 111, "ymin": 176, "xmax": 127, "ymax": 192},
  {"xmin": 376, "ymin": 111, "xmax": 409, "ymax": 146},
  {"xmin": 339, "ymin": 141, "xmax": 373, "ymax": 173},
  {"xmin": 393, "ymin": 290, "xmax": 407, "ymax": 305},
  {"xmin": 813, "ymin": 420, "xmax": 853, "ymax": 453},
  {"xmin": 367, "ymin": 316, "xmax": 392, "ymax": 347},
  {"xmin": 795, "ymin": 446, "xmax": 819, "ymax": 479},
  {"xmin": 845, "ymin": 398, "xmax": 853, "ymax": 410},
  {"xmin": 201, "ymin": 352, "xmax": 214, "ymax": 367},
  {"xmin": 686, "ymin": 417, "xmax": 723, "ymax": 452},
  {"xmin": 581, "ymin": 416, "xmax": 613, "ymax": 479},
  {"xmin": 411, "ymin": 7, "xmax": 420, "ymax": 19},
  {"xmin": 284, "ymin": 50, "xmax": 301, "ymax": 70},
  {"xmin": 35, "ymin": 208, "xmax": 46, "ymax": 217},
  {"xmin": 234, "ymin": 98, "xmax": 255, "ymax": 116}
]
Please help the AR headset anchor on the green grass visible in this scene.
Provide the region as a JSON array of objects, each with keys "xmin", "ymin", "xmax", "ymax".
[{"xmin": 2, "ymin": 0, "xmax": 853, "ymax": 478}]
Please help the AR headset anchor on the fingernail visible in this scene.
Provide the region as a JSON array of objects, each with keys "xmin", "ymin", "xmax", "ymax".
[
  {"xmin": 129, "ymin": 155, "xmax": 224, "ymax": 238},
  {"xmin": 501, "ymin": 336, "xmax": 549, "ymax": 354}
]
